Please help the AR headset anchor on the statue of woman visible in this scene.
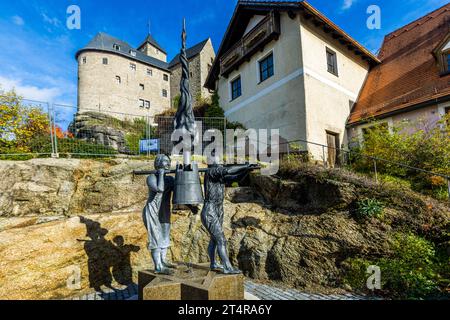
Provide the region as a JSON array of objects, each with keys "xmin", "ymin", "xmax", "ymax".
[
  {"xmin": 142, "ymin": 154, "xmax": 175, "ymax": 274},
  {"xmin": 201, "ymin": 157, "xmax": 258, "ymax": 274}
]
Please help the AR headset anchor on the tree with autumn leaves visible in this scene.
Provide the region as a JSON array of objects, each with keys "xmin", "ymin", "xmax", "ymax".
[{"xmin": 0, "ymin": 88, "xmax": 68, "ymax": 154}]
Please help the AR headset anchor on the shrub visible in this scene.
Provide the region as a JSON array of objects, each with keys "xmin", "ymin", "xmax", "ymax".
[
  {"xmin": 350, "ymin": 116, "xmax": 450, "ymax": 200},
  {"xmin": 354, "ymin": 198, "xmax": 384, "ymax": 219},
  {"xmin": 343, "ymin": 233, "xmax": 442, "ymax": 299},
  {"xmin": 377, "ymin": 233, "xmax": 438, "ymax": 299}
]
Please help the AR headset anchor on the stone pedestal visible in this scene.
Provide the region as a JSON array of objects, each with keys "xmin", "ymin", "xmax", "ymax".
[{"xmin": 138, "ymin": 263, "xmax": 244, "ymax": 300}]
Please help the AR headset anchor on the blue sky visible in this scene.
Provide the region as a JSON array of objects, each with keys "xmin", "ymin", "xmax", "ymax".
[{"xmin": 0, "ymin": 0, "xmax": 448, "ymax": 106}]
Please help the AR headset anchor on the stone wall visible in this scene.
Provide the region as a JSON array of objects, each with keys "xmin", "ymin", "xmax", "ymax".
[{"xmin": 169, "ymin": 39, "xmax": 216, "ymax": 106}]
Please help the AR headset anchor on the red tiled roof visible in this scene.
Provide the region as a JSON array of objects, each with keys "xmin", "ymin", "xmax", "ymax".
[{"xmin": 348, "ymin": 3, "xmax": 450, "ymax": 125}]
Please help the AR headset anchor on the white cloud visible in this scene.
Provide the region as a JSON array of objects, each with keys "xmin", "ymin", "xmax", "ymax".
[
  {"xmin": 0, "ymin": 75, "xmax": 62, "ymax": 102},
  {"xmin": 12, "ymin": 15, "xmax": 25, "ymax": 26},
  {"xmin": 41, "ymin": 13, "xmax": 61, "ymax": 27},
  {"xmin": 342, "ymin": 0, "xmax": 356, "ymax": 10}
]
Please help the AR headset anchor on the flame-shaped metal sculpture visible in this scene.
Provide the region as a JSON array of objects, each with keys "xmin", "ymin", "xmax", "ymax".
[
  {"xmin": 172, "ymin": 19, "xmax": 203, "ymax": 206},
  {"xmin": 174, "ymin": 18, "xmax": 199, "ymax": 146}
]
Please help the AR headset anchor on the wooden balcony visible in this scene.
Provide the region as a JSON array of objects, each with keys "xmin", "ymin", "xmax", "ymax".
[{"xmin": 220, "ymin": 11, "xmax": 281, "ymax": 78}]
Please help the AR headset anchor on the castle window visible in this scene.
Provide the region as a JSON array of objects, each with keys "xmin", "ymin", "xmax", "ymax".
[
  {"xmin": 82, "ymin": 56, "xmax": 86, "ymax": 64},
  {"xmin": 113, "ymin": 44, "xmax": 121, "ymax": 51},
  {"xmin": 163, "ymin": 74, "xmax": 169, "ymax": 81},
  {"xmin": 139, "ymin": 84, "xmax": 144, "ymax": 90},
  {"xmin": 147, "ymin": 68, "xmax": 153, "ymax": 76},
  {"xmin": 259, "ymin": 53, "xmax": 274, "ymax": 83},
  {"xmin": 162, "ymin": 89, "xmax": 168, "ymax": 98},
  {"xmin": 102, "ymin": 58, "xmax": 108, "ymax": 65},
  {"xmin": 326, "ymin": 48, "xmax": 338, "ymax": 76},
  {"xmin": 190, "ymin": 72, "xmax": 193, "ymax": 78},
  {"xmin": 139, "ymin": 99, "xmax": 145, "ymax": 108},
  {"xmin": 130, "ymin": 63, "xmax": 136, "ymax": 71},
  {"xmin": 129, "ymin": 50, "xmax": 136, "ymax": 57},
  {"xmin": 115, "ymin": 76, "xmax": 121, "ymax": 84},
  {"xmin": 156, "ymin": 49, "xmax": 160, "ymax": 54},
  {"xmin": 144, "ymin": 100, "xmax": 150, "ymax": 109}
]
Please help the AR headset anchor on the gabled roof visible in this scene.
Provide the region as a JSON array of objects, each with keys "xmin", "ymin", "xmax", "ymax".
[
  {"xmin": 75, "ymin": 32, "xmax": 170, "ymax": 71},
  {"xmin": 205, "ymin": 0, "xmax": 380, "ymax": 89},
  {"xmin": 348, "ymin": 3, "xmax": 450, "ymax": 126},
  {"xmin": 168, "ymin": 38, "xmax": 210, "ymax": 69},
  {"xmin": 137, "ymin": 34, "xmax": 167, "ymax": 54}
]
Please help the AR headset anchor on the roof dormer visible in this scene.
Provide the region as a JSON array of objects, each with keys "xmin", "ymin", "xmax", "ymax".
[{"xmin": 433, "ymin": 32, "xmax": 450, "ymax": 76}]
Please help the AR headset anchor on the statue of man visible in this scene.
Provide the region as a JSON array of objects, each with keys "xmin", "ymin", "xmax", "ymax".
[
  {"xmin": 201, "ymin": 157, "xmax": 258, "ymax": 274},
  {"xmin": 142, "ymin": 154, "xmax": 176, "ymax": 275}
]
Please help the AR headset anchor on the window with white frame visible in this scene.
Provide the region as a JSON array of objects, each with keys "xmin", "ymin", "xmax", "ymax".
[
  {"xmin": 113, "ymin": 44, "xmax": 121, "ymax": 51},
  {"xmin": 147, "ymin": 68, "xmax": 153, "ymax": 76},
  {"xmin": 130, "ymin": 63, "xmax": 136, "ymax": 71},
  {"xmin": 129, "ymin": 50, "xmax": 136, "ymax": 57},
  {"xmin": 144, "ymin": 100, "xmax": 150, "ymax": 109},
  {"xmin": 162, "ymin": 89, "xmax": 168, "ymax": 98},
  {"xmin": 102, "ymin": 58, "xmax": 108, "ymax": 65},
  {"xmin": 139, "ymin": 99, "xmax": 145, "ymax": 108},
  {"xmin": 259, "ymin": 53, "xmax": 274, "ymax": 83},
  {"xmin": 230, "ymin": 76, "xmax": 242, "ymax": 101},
  {"xmin": 115, "ymin": 76, "xmax": 121, "ymax": 84},
  {"xmin": 139, "ymin": 84, "xmax": 144, "ymax": 90}
]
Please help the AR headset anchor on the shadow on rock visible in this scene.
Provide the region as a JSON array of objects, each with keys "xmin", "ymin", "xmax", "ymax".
[{"xmin": 78, "ymin": 216, "xmax": 140, "ymax": 293}]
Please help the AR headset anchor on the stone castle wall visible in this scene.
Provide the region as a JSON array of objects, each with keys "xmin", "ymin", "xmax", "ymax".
[
  {"xmin": 139, "ymin": 43, "xmax": 167, "ymax": 62},
  {"xmin": 169, "ymin": 39, "xmax": 216, "ymax": 106},
  {"xmin": 169, "ymin": 54, "xmax": 202, "ymax": 105}
]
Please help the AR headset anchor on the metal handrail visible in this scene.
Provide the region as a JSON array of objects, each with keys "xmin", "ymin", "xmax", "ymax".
[
  {"xmin": 244, "ymin": 136, "xmax": 450, "ymax": 201},
  {"xmin": 279, "ymin": 138, "xmax": 450, "ymax": 180}
]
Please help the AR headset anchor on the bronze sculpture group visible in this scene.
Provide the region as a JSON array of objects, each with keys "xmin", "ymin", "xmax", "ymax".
[{"xmin": 137, "ymin": 20, "xmax": 259, "ymax": 275}]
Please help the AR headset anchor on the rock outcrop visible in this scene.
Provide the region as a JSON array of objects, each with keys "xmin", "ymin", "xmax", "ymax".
[
  {"xmin": 69, "ymin": 112, "xmax": 130, "ymax": 153},
  {"xmin": 0, "ymin": 159, "xmax": 448, "ymax": 300},
  {"xmin": 0, "ymin": 158, "xmax": 151, "ymax": 216}
]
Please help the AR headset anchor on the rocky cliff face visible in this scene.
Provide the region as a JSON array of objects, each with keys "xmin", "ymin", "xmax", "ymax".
[
  {"xmin": 0, "ymin": 158, "xmax": 150, "ymax": 216},
  {"xmin": 0, "ymin": 159, "xmax": 448, "ymax": 300},
  {"xmin": 68, "ymin": 112, "xmax": 130, "ymax": 153}
]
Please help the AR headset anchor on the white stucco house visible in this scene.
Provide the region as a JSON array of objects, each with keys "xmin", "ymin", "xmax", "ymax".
[{"xmin": 205, "ymin": 0, "xmax": 380, "ymax": 165}]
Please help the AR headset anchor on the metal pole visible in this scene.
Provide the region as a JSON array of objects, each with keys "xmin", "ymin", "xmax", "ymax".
[
  {"xmin": 223, "ymin": 118, "xmax": 227, "ymax": 155},
  {"xmin": 51, "ymin": 103, "xmax": 59, "ymax": 158},
  {"xmin": 373, "ymin": 159, "xmax": 378, "ymax": 184},
  {"xmin": 47, "ymin": 102, "xmax": 55, "ymax": 156},
  {"xmin": 447, "ymin": 178, "xmax": 450, "ymax": 202}
]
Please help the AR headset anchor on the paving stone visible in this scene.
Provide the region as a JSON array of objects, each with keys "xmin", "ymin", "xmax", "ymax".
[{"xmin": 69, "ymin": 280, "xmax": 382, "ymax": 301}]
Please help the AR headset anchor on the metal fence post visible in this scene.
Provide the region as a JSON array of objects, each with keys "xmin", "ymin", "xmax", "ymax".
[
  {"xmin": 49, "ymin": 103, "xmax": 59, "ymax": 158},
  {"xmin": 46, "ymin": 102, "xmax": 55, "ymax": 157},
  {"xmin": 223, "ymin": 118, "xmax": 227, "ymax": 157}
]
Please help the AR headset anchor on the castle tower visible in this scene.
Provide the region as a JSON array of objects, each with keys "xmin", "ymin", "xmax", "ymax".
[
  {"xmin": 75, "ymin": 32, "xmax": 171, "ymax": 120},
  {"xmin": 137, "ymin": 34, "xmax": 167, "ymax": 62}
]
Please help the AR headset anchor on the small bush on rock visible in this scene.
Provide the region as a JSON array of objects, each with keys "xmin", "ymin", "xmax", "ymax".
[{"xmin": 354, "ymin": 198, "xmax": 384, "ymax": 219}]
